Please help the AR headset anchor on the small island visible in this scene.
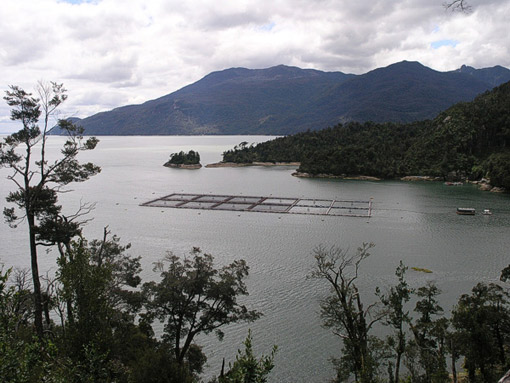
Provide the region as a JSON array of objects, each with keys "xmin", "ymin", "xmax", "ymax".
[{"xmin": 164, "ymin": 150, "xmax": 202, "ymax": 169}]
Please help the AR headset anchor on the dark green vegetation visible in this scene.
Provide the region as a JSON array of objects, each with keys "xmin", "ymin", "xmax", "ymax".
[
  {"xmin": 310, "ymin": 244, "xmax": 510, "ymax": 383},
  {"xmin": 0, "ymin": 242, "xmax": 266, "ymax": 383},
  {"xmin": 48, "ymin": 61, "xmax": 510, "ymax": 136},
  {"xmin": 165, "ymin": 150, "xmax": 201, "ymax": 166},
  {"xmin": 222, "ymin": 81, "xmax": 510, "ymax": 188}
]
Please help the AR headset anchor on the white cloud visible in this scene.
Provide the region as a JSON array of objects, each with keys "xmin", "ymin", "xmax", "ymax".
[{"xmin": 1, "ymin": 0, "xmax": 509, "ymax": 133}]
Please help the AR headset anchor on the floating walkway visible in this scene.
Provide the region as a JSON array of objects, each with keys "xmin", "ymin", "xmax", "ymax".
[{"xmin": 141, "ymin": 193, "xmax": 372, "ymax": 218}]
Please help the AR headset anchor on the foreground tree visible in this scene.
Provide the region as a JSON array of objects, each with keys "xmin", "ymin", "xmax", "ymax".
[
  {"xmin": 143, "ymin": 247, "xmax": 261, "ymax": 376},
  {"xmin": 1, "ymin": 82, "xmax": 100, "ymax": 337},
  {"xmin": 377, "ymin": 261, "xmax": 412, "ymax": 383},
  {"xmin": 309, "ymin": 243, "xmax": 384, "ymax": 383},
  {"xmin": 218, "ymin": 330, "xmax": 277, "ymax": 383},
  {"xmin": 407, "ymin": 282, "xmax": 449, "ymax": 383},
  {"xmin": 452, "ymin": 283, "xmax": 510, "ymax": 382},
  {"xmin": 53, "ymin": 232, "xmax": 145, "ymax": 382}
]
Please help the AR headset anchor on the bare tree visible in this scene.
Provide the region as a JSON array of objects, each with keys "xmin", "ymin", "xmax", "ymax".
[
  {"xmin": 309, "ymin": 243, "xmax": 385, "ymax": 383},
  {"xmin": 444, "ymin": 0, "xmax": 472, "ymax": 13}
]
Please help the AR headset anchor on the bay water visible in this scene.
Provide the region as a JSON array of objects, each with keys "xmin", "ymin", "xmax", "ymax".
[{"xmin": 1, "ymin": 136, "xmax": 509, "ymax": 382}]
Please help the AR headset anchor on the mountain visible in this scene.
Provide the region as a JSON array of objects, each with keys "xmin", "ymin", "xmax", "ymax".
[
  {"xmin": 50, "ymin": 61, "xmax": 510, "ymax": 136},
  {"xmin": 453, "ymin": 64, "xmax": 510, "ymax": 86},
  {"xmin": 314, "ymin": 61, "xmax": 503, "ymax": 124}
]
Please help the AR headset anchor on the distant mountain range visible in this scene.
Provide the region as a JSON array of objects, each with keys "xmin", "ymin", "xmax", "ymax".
[{"xmin": 51, "ymin": 61, "xmax": 510, "ymax": 136}]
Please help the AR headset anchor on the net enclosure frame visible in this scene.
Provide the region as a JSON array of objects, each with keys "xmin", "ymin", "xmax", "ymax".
[{"xmin": 141, "ymin": 193, "xmax": 372, "ymax": 218}]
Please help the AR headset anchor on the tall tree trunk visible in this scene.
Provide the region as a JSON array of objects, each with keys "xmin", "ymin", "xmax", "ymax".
[
  {"xmin": 28, "ymin": 213, "xmax": 44, "ymax": 338},
  {"xmin": 395, "ymin": 351, "xmax": 402, "ymax": 383},
  {"xmin": 451, "ymin": 351, "xmax": 457, "ymax": 383}
]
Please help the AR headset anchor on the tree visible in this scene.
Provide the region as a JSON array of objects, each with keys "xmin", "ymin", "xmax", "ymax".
[
  {"xmin": 407, "ymin": 282, "xmax": 449, "ymax": 383},
  {"xmin": 451, "ymin": 283, "xmax": 510, "ymax": 382},
  {"xmin": 166, "ymin": 150, "xmax": 201, "ymax": 166},
  {"xmin": 53, "ymin": 231, "xmax": 143, "ymax": 382},
  {"xmin": 0, "ymin": 266, "xmax": 55, "ymax": 382},
  {"xmin": 218, "ymin": 330, "xmax": 277, "ymax": 383},
  {"xmin": 377, "ymin": 261, "xmax": 412, "ymax": 383},
  {"xmin": 309, "ymin": 243, "xmax": 384, "ymax": 383},
  {"xmin": 1, "ymin": 82, "xmax": 100, "ymax": 337},
  {"xmin": 142, "ymin": 247, "xmax": 261, "ymax": 376},
  {"xmin": 501, "ymin": 265, "xmax": 510, "ymax": 283}
]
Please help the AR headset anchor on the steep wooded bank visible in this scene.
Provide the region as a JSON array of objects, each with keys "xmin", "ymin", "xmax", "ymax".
[{"xmin": 222, "ymin": 81, "xmax": 510, "ymax": 189}]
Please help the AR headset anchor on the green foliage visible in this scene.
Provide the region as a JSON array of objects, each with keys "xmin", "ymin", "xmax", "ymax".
[
  {"xmin": 451, "ymin": 283, "xmax": 510, "ymax": 382},
  {"xmin": 218, "ymin": 330, "xmax": 277, "ymax": 383},
  {"xmin": 0, "ymin": 267, "xmax": 58, "ymax": 382},
  {"xmin": 143, "ymin": 247, "xmax": 261, "ymax": 373},
  {"xmin": 222, "ymin": 81, "xmax": 510, "ymax": 185},
  {"xmin": 166, "ymin": 150, "xmax": 201, "ymax": 165},
  {"xmin": 501, "ymin": 265, "xmax": 510, "ymax": 283},
  {"xmin": 407, "ymin": 282, "xmax": 450, "ymax": 383},
  {"xmin": 485, "ymin": 152, "xmax": 510, "ymax": 189}
]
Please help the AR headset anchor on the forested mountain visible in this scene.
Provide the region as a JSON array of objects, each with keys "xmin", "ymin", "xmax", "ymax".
[
  {"xmin": 50, "ymin": 62, "xmax": 510, "ymax": 136},
  {"xmin": 222, "ymin": 81, "xmax": 510, "ymax": 189}
]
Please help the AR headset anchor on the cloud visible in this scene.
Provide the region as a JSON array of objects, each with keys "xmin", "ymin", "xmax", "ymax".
[{"xmin": 0, "ymin": 0, "xmax": 509, "ymax": 133}]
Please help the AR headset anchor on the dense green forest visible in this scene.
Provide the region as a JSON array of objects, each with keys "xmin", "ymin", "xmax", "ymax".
[
  {"xmin": 222, "ymin": 81, "xmax": 510, "ymax": 188},
  {"xmin": 165, "ymin": 150, "xmax": 201, "ymax": 165}
]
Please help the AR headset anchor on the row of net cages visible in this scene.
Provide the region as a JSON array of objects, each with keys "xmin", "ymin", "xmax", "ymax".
[{"xmin": 141, "ymin": 193, "xmax": 372, "ymax": 218}]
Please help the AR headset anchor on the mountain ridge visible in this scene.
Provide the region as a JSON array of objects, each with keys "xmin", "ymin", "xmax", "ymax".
[{"xmin": 50, "ymin": 61, "xmax": 510, "ymax": 136}]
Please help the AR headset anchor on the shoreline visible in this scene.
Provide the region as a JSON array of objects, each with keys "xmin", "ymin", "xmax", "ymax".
[
  {"xmin": 164, "ymin": 163, "xmax": 202, "ymax": 169},
  {"xmin": 291, "ymin": 172, "xmax": 381, "ymax": 181},
  {"xmin": 205, "ymin": 161, "xmax": 300, "ymax": 168},
  {"xmin": 199, "ymin": 162, "xmax": 506, "ymax": 192}
]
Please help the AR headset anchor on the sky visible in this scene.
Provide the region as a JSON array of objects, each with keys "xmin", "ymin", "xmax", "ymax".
[{"xmin": 1, "ymin": 0, "xmax": 509, "ymax": 133}]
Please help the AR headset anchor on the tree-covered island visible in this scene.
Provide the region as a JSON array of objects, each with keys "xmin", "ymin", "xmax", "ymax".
[
  {"xmin": 219, "ymin": 81, "xmax": 510, "ymax": 191},
  {"xmin": 164, "ymin": 150, "xmax": 202, "ymax": 169}
]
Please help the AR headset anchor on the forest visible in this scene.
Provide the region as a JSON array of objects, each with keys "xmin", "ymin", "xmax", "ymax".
[
  {"xmin": 1, "ymin": 83, "xmax": 510, "ymax": 383},
  {"xmin": 222, "ymin": 81, "xmax": 510, "ymax": 189},
  {"xmin": 165, "ymin": 150, "xmax": 201, "ymax": 166}
]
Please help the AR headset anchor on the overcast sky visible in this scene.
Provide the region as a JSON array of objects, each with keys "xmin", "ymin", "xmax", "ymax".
[{"xmin": 1, "ymin": 0, "xmax": 509, "ymax": 133}]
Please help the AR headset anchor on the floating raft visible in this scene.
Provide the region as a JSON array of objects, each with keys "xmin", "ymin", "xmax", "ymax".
[{"xmin": 141, "ymin": 193, "xmax": 372, "ymax": 218}]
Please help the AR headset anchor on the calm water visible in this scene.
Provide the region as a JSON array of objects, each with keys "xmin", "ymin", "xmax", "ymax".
[{"xmin": 1, "ymin": 136, "xmax": 509, "ymax": 382}]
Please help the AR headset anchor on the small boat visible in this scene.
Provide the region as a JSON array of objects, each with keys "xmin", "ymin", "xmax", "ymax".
[
  {"xmin": 445, "ymin": 182, "xmax": 463, "ymax": 186},
  {"xmin": 482, "ymin": 209, "xmax": 493, "ymax": 215},
  {"xmin": 457, "ymin": 207, "xmax": 475, "ymax": 215}
]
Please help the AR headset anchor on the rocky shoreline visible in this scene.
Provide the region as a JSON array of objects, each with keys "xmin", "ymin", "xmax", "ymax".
[
  {"xmin": 400, "ymin": 175, "xmax": 506, "ymax": 192},
  {"xmin": 291, "ymin": 172, "xmax": 506, "ymax": 192},
  {"xmin": 291, "ymin": 172, "xmax": 381, "ymax": 181},
  {"xmin": 205, "ymin": 161, "xmax": 300, "ymax": 168},
  {"xmin": 164, "ymin": 163, "xmax": 202, "ymax": 169}
]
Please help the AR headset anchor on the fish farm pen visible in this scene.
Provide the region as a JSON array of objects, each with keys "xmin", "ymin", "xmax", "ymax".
[{"xmin": 141, "ymin": 193, "xmax": 372, "ymax": 218}]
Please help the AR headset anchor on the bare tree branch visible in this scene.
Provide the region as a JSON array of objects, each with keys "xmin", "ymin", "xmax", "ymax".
[{"xmin": 444, "ymin": 0, "xmax": 472, "ymax": 13}]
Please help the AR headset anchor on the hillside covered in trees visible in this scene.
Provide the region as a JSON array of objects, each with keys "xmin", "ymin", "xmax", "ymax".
[{"xmin": 222, "ymin": 81, "xmax": 510, "ymax": 189}]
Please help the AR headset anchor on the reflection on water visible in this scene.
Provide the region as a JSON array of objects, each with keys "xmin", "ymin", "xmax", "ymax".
[{"xmin": 1, "ymin": 136, "xmax": 509, "ymax": 382}]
